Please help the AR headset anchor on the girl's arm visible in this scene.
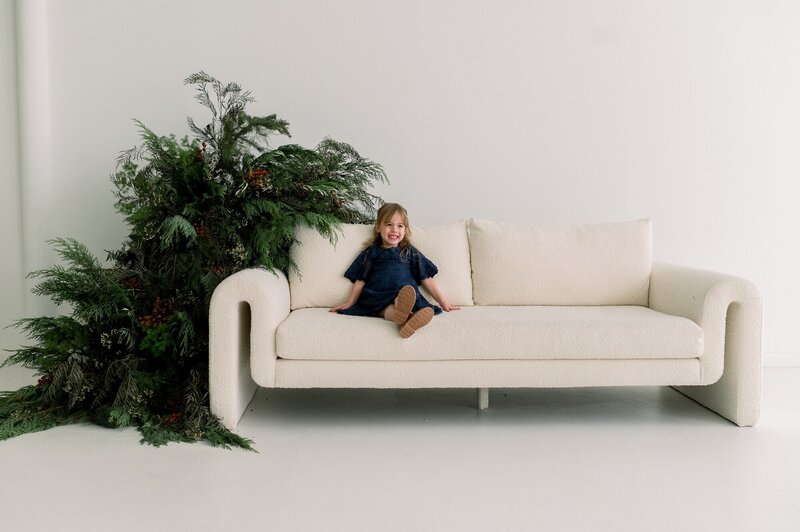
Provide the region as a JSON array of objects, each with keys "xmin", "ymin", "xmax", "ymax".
[
  {"xmin": 420, "ymin": 278, "xmax": 460, "ymax": 312},
  {"xmin": 330, "ymin": 280, "xmax": 366, "ymax": 312}
]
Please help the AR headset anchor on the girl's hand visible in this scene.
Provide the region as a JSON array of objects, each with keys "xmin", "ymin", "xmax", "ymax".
[
  {"xmin": 332, "ymin": 281, "xmax": 364, "ymax": 313},
  {"xmin": 420, "ymin": 278, "xmax": 459, "ymax": 313}
]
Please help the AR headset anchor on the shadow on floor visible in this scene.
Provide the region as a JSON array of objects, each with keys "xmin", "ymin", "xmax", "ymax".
[{"xmin": 239, "ymin": 386, "xmax": 732, "ymax": 429}]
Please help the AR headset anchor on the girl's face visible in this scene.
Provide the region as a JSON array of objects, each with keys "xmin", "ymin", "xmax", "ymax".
[{"xmin": 378, "ymin": 212, "xmax": 406, "ymax": 248}]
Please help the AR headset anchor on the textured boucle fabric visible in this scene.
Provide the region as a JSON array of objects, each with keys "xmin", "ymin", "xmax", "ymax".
[
  {"xmin": 271, "ymin": 358, "xmax": 701, "ymax": 388},
  {"xmin": 209, "ymin": 268, "xmax": 290, "ymax": 429},
  {"xmin": 468, "ymin": 218, "xmax": 653, "ymax": 306},
  {"xmin": 411, "ymin": 221, "xmax": 473, "ymax": 306},
  {"xmin": 648, "ymin": 262, "xmax": 763, "ymax": 426},
  {"xmin": 208, "ymin": 244, "xmax": 762, "ymax": 430},
  {"xmin": 289, "ymin": 220, "xmax": 473, "ymax": 310},
  {"xmin": 276, "ymin": 306, "xmax": 702, "ymax": 361}
]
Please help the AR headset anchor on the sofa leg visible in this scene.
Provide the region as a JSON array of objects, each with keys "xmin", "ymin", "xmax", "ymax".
[{"xmin": 478, "ymin": 388, "xmax": 489, "ymax": 410}]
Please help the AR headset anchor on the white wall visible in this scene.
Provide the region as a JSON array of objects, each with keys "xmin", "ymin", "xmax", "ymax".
[
  {"xmin": 0, "ymin": 0, "xmax": 24, "ymax": 354},
  {"xmin": 8, "ymin": 0, "xmax": 800, "ymax": 361}
]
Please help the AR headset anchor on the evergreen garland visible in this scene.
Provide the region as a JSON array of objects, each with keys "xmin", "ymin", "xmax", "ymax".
[{"xmin": 0, "ymin": 72, "xmax": 387, "ymax": 448}]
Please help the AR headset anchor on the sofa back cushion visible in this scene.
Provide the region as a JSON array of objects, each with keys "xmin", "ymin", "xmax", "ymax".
[
  {"xmin": 289, "ymin": 220, "xmax": 474, "ymax": 310},
  {"xmin": 468, "ymin": 218, "xmax": 652, "ymax": 306}
]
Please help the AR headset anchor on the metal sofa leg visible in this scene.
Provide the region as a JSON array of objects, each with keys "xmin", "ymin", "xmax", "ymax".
[{"xmin": 478, "ymin": 388, "xmax": 489, "ymax": 410}]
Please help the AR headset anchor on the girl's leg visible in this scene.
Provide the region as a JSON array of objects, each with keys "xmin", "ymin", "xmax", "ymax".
[
  {"xmin": 383, "ymin": 285, "xmax": 416, "ymax": 325},
  {"xmin": 381, "ymin": 304, "xmax": 396, "ymax": 320}
]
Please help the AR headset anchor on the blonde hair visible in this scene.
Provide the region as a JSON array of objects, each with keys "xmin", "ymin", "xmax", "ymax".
[{"xmin": 367, "ymin": 202, "xmax": 412, "ymax": 252}]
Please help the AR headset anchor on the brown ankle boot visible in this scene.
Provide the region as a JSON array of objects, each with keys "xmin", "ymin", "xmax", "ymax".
[
  {"xmin": 386, "ymin": 285, "xmax": 416, "ymax": 325},
  {"xmin": 399, "ymin": 307, "xmax": 434, "ymax": 338}
]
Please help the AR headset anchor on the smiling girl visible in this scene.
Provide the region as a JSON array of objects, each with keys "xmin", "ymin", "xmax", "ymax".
[{"xmin": 330, "ymin": 203, "xmax": 459, "ymax": 338}]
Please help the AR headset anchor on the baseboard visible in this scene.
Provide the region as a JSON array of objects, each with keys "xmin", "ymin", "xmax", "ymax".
[{"xmin": 764, "ymin": 352, "xmax": 800, "ymax": 368}]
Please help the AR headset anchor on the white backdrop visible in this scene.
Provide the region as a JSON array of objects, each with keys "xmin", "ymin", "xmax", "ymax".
[
  {"xmin": 3, "ymin": 0, "xmax": 799, "ymax": 362},
  {"xmin": 1, "ymin": 0, "xmax": 23, "ymax": 353}
]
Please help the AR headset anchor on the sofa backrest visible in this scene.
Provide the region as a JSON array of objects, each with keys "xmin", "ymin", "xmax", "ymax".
[
  {"xmin": 468, "ymin": 218, "xmax": 652, "ymax": 306},
  {"xmin": 289, "ymin": 220, "xmax": 474, "ymax": 310}
]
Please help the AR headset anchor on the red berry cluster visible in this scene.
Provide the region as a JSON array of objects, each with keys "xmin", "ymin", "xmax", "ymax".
[
  {"xmin": 139, "ymin": 297, "xmax": 175, "ymax": 328},
  {"xmin": 193, "ymin": 222, "xmax": 209, "ymax": 238},
  {"xmin": 162, "ymin": 412, "xmax": 181, "ymax": 425},
  {"xmin": 212, "ymin": 264, "xmax": 225, "ymax": 275},
  {"xmin": 122, "ymin": 276, "xmax": 142, "ymax": 290},
  {"xmin": 198, "ymin": 141, "xmax": 207, "ymax": 160},
  {"xmin": 37, "ymin": 374, "xmax": 53, "ymax": 388},
  {"xmin": 247, "ymin": 168, "xmax": 270, "ymax": 188}
]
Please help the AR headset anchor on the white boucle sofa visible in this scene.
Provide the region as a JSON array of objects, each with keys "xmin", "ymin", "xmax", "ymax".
[{"xmin": 209, "ymin": 219, "xmax": 763, "ymax": 430}]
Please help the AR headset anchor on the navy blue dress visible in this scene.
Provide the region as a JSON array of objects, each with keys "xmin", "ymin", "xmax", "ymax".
[{"xmin": 338, "ymin": 243, "xmax": 443, "ymax": 317}]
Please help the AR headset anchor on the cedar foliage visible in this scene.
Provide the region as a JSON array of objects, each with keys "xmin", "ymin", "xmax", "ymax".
[{"xmin": 0, "ymin": 72, "xmax": 386, "ymax": 448}]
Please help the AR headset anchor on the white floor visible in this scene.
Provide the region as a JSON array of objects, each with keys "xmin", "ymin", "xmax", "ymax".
[{"xmin": 1, "ymin": 368, "xmax": 799, "ymax": 532}]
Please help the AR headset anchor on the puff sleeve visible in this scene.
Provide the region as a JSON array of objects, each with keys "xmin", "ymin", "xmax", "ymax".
[
  {"xmin": 410, "ymin": 246, "xmax": 438, "ymax": 282},
  {"xmin": 344, "ymin": 246, "xmax": 373, "ymax": 282}
]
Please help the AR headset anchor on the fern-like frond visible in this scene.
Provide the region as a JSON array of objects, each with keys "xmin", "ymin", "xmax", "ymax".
[
  {"xmin": 2, "ymin": 72, "xmax": 387, "ymax": 449},
  {"xmin": 27, "ymin": 239, "xmax": 132, "ymax": 324},
  {"xmin": 171, "ymin": 311, "xmax": 194, "ymax": 358},
  {"xmin": 0, "ymin": 387, "xmax": 87, "ymax": 441},
  {"xmin": 241, "ymin": 198, "xmax": 284, "ymax": 220},
  {"xmin": 160, "ymin": 215, "xmax": 197, "ymax": 248}
]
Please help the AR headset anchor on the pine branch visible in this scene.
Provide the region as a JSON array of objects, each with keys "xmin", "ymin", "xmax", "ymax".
[
  {"xmin": 0, "ymin": 387, "xmax": 87, "ymax": 441},
  {"xmin": 28, "ymin": 239, "xmax": 133, "ymax": 324},
  {"xmin": 160, "ymin": 215, "xmax": 197, "ymax": 248},
  {"xmin": 170, "ymin": 311, "xmax": 195, "ymax": 358},
  {"xmin": 2, "ymin": 71, "xmax": 388, "ymax": 450}
]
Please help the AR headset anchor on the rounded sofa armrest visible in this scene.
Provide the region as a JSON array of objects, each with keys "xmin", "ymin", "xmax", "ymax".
[
  {"xmin": 209, "ymin": 268, "xmax": 290, "ymax": 429},
  {"xmin": 649, "ymin": 262, "xmax": 763, "ymax": 425},
  {"xmin": 649, "ymin": 262, "xmax": 759, "ymax": 326}
]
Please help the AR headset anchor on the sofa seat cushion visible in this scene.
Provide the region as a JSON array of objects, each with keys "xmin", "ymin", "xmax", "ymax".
[{"xmin": 276, "ymin": 306, "xmax": 703, "ymax": 361}]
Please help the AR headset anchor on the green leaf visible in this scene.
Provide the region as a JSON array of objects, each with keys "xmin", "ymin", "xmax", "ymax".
[{"xmin": 160, "ymin": 215, "xmax": 196, "ymax": 248}]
